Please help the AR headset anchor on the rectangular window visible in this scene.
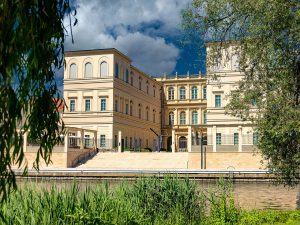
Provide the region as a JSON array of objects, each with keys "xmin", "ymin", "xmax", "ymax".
[
  {"xmin": 215, "ymin": 95, "xmax": 221, "ymax": 107},
  {"xmin": 216, "ymin": 133, "xmax": 222, "ymax": 145},
  {"xmin": 115, "ymin": 64, "xmax": 119, "ymax": 78},
  {"xmin": 192, "ymin": 113, "xmax": 198, "ymax": 125},
  {"xmin": 234, "ymin": 133, "xmax": 239, "ymax": 145},
  {"xmin": 115, "ymin": 100, "xmax": 118, "ymax": 112},
  {"xmin": 251, "ymin": 98, "xmax": 257, "ymax": 106},
  {"xmin": 203, "ymin": 86, "xmax": 207, "ymax": 99},
  {"xmin": 125, "ymin": 104, "xmax": 129, "ymax": 115},
  {"xmin": 100, "ymin": 99, "xmax": 106, "ymax": 111},
  {"xmin": 153, "ymin": 89, "xmax": 156, "ymax": 97},
  {"xmin": 84, "ymin": 135, "xmax": 90, "ymax": 148},
  {"xmin": 139, "ymin": 81, "xmax": 142, "ymax": 90},
  {"xmin": 100, "ymin": 135, "xmax": 106, "ymax": 147},
  {"xmin": 85, "ymin": 99, "xmax": 91, "ymax": 112},
  {"xmin": 179, "ymin": 88, "xmax": 186, "ymax": 100},
  {"xmin": 70, "ymin": 99, "xmax": 75, "ymax": 112},
  {"xmin": 253, "ymin": 132, "xmax": 258, "ymax": 145},
  {"xmin": 203, "ymin": 112, "xmax": 207, "ymax": 124}
]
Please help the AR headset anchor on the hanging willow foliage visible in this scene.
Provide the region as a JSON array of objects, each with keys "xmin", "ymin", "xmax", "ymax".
[{"xmin": 0, "ymin": 0, "xmax": 75, "ymax": 201}]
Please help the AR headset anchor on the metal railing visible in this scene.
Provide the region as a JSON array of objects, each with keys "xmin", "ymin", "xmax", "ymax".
[{"xmin": 206, "ymin": 134, "xmax": 257, "ymax": 145}]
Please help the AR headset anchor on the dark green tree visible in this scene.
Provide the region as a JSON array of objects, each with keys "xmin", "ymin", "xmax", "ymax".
[
  {"xmin": 0, "ymin": 0, "xmax": 75, "ymax": 200},
  {"xmin": 183, "ymin": 0, "xmax": 300, "ymax": 185}
]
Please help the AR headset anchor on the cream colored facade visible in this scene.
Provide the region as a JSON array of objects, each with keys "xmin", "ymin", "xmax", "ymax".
[
  {"xmin": 63, "ymin": 45, "xmax": 256, "ymax": 153},
  {"xmin": 156, "ymin": 74, "xmax": 207, "ymax": 152},
  {"xmin": 205, "ymin": 43, "xmax": 256, "ymax": 152},
  {"xmin": 64, "ymin": 49, "xmax": 161, "ymax": 152}
]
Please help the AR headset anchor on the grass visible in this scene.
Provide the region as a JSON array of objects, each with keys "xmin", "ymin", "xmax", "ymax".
[{"xmin": 1, "ymin": 177, "xmax": 299, "ymax": 225}]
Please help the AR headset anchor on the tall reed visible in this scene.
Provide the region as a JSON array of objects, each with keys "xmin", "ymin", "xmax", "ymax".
[{"xmin": 1, "ymin": 176, "xmax": 205, "ymax": 225}]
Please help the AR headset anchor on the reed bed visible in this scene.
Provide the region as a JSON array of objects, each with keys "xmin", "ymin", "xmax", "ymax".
[{"xmin": 1, "ymin": 177, "xmax": 299, "ymax": 225}]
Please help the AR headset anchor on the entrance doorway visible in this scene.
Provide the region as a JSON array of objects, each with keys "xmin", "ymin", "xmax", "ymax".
[
  {"xmin": 167, "ymin": 136, "xmax": 172, "ymax": 152},
  {"xmin": 178, "ymin": 136, "xmax": 187, "ymax": 152}
]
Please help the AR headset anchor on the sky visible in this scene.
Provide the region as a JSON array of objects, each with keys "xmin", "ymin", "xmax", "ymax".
[{"xmin": 57, "ymin": 0, "xmax": 206, "ymax": 91}]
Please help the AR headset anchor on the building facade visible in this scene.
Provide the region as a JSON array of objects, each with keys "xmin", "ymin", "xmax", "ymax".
[
  {"xmin": 205, "ymin": 43, "xmax": 257, "ymax": 152},
  {"xmin": 63, "ymin": 44, "xmax": 256, "ymax": 153},
  {"xmin": 63, "ymin": 49, "xmax": 161, "ymax": 152},
  {"xmin": 156, "ymin": 74, "xmax": 207, "ymax": 152}
]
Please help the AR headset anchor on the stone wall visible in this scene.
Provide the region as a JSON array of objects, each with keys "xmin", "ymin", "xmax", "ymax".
[
  {"xmin": 16, "ymin": 148, "xmax": 96, "ymax": 169},
  {"xmin": 188, "ymin": 152, "xmax": 265, "ymax": 169},
  {"xmin": 67, "ymin": 148, "xmax": 96, "ymax": 167},
  {"xmin": 23, "ymin": 152, "xmax": 67, "ymax": 169}
]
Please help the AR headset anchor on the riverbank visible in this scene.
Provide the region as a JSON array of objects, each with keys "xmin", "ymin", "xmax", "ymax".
[
  {"xmin": 4, "ymin": 177, "xmax": 300, "ymax": 225},
  {"xmin": 14, "ymin": 168, "xmax": 275, "ymax": 181}
]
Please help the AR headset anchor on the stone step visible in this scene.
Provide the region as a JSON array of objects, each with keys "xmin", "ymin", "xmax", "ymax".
[{"xmin": 77, "ymin": 152, "xmax": 189, "ymax": 169}]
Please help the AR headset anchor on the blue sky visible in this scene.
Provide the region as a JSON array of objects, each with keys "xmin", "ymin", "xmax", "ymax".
[{"xmin": 58, "ymin": 0, "xmax": 206, "ymax": 89}]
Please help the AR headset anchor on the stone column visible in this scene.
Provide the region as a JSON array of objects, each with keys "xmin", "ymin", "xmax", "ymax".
[
  {"xmin": 23, "ymin": 131, "xmax": 28, "ymax": 152},
  {"xmin": 213, "ymin": 126, "xmax": 217, "ymax": 152},
  {"xmin": 172, "ymin": 129, "xmax": 175, "ymax": 153},
  {"xmin": 80, "ymin": 129, "xmax": 84, "ymax": 149},
  {"xmin": 64, "ymin": 133, "xmax": 68, "ymax": 153},
  {"xmin": 118, "ymin": 130, "xmax": 122, "ymax": 153},
  {"xmin": 78, "ymin": 129, "xmax": 84, "ymax": 149},
  {"xmin": 174, "ymin": 108, "xmax": 178, "ymax": 125},
  {"xmin": 94, "ymin": 131, "xmax": 98, "ymax": 150},
  {"xmin": 186, "ymin": 108, "xmax": 190, "ymax": 125},
  {"xmin": 188, "ymin": 126, "xmax": 192, "ymax": 152},
  {"xmin": 238, "ymin": 126, "xmax": 242, "ymax": 152}
]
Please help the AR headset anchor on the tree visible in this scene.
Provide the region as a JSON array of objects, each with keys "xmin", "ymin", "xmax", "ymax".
[
  {"xmin": 0, "ymin": 0, "xmax": 75, "ymax": 200},
  {"xmin": 183, "ymin": 0, "xmax": 300, "ymax": 185}
]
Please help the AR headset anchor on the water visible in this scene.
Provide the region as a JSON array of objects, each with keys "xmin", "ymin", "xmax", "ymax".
[{"xmin": 16, "ymin": 178, "xmax": 300, "ymax": 211}]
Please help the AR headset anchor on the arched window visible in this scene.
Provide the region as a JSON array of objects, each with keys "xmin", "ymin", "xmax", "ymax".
[
  {"xmin": 192, "ymin": 111, "xmax": 198, "ymax": 124},
  {"xmin": 179, "ymin": 87, "xmax": 186, "ymax": 100},
  {"xmin": 168, "ymin": 87, "xmax": 174, "ymax": 100},
  {"xmin": 169, "ymin": 111, "xmax": 174, "ymax": 125},
  {"xmin": 84, "ymin": 62, "xmax": 92, "ymax": 78},
  {"xmin": 115, "ymin": 63, "xmax": 119, "ymax": 78},
  {"xmin": 180, "ymin": 111, "xmax": 186, "ymax": 125},
  {"xmin": 125, "ymin": 69, "xmax": 129, "ymax": 83},
  {"xmin": 191, "ymin": 86, "xmax": 198, "ymax": 100},
  {"xmin": 100, "ymin": 61, "xmax": 108, "ymax": 77},
  {"xmin": 69, "ymin": 63, "xmax": 77, "ymax": 79},
  {"xmin": 203, "ymin": 86, "xmax": 207, "ymax": 99}
]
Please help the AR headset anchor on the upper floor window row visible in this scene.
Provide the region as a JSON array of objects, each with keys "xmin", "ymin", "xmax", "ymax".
[
  {"xmin": 69, "ymin": 61, "xmax": 108, "ymax": 79},
  {"xmin": 167, "ymin": 86, "xmax": 207, "ymax": 100}
]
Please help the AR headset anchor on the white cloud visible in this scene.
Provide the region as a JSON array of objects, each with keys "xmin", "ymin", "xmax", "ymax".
[{"xmin": 64, "ymin": 0, "xmax": 190, "ymax": 76}]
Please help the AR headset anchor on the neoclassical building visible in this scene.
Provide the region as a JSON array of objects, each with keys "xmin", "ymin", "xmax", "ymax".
[
  {"xmin": 156, "ymin": 74, "xmax": 207, "ymax": 152},
  {"xmin": 63, "ymin": 49, "xmax": 161, "ymax": 152},
  {"xmin": 63, "ymin": 44, "xmax": 256, "ymax": 153},
  {"xmin": 205, "ymin": 43, "xmax": 256, "ymax": 152}
]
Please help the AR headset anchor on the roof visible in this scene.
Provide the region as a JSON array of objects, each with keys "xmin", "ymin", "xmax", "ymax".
[
  {"xmin": 64, "ymin": 48, "xmax": 132, "ymax": 62},
  {"xmin": 53, "ymin": 98, "xmax": 64, "ymax": 113}
]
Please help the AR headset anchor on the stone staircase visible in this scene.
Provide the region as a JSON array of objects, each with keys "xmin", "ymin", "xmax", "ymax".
[{"xmin": 77, "ymin": 152, "xmax": 189, "ymax": 169}]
